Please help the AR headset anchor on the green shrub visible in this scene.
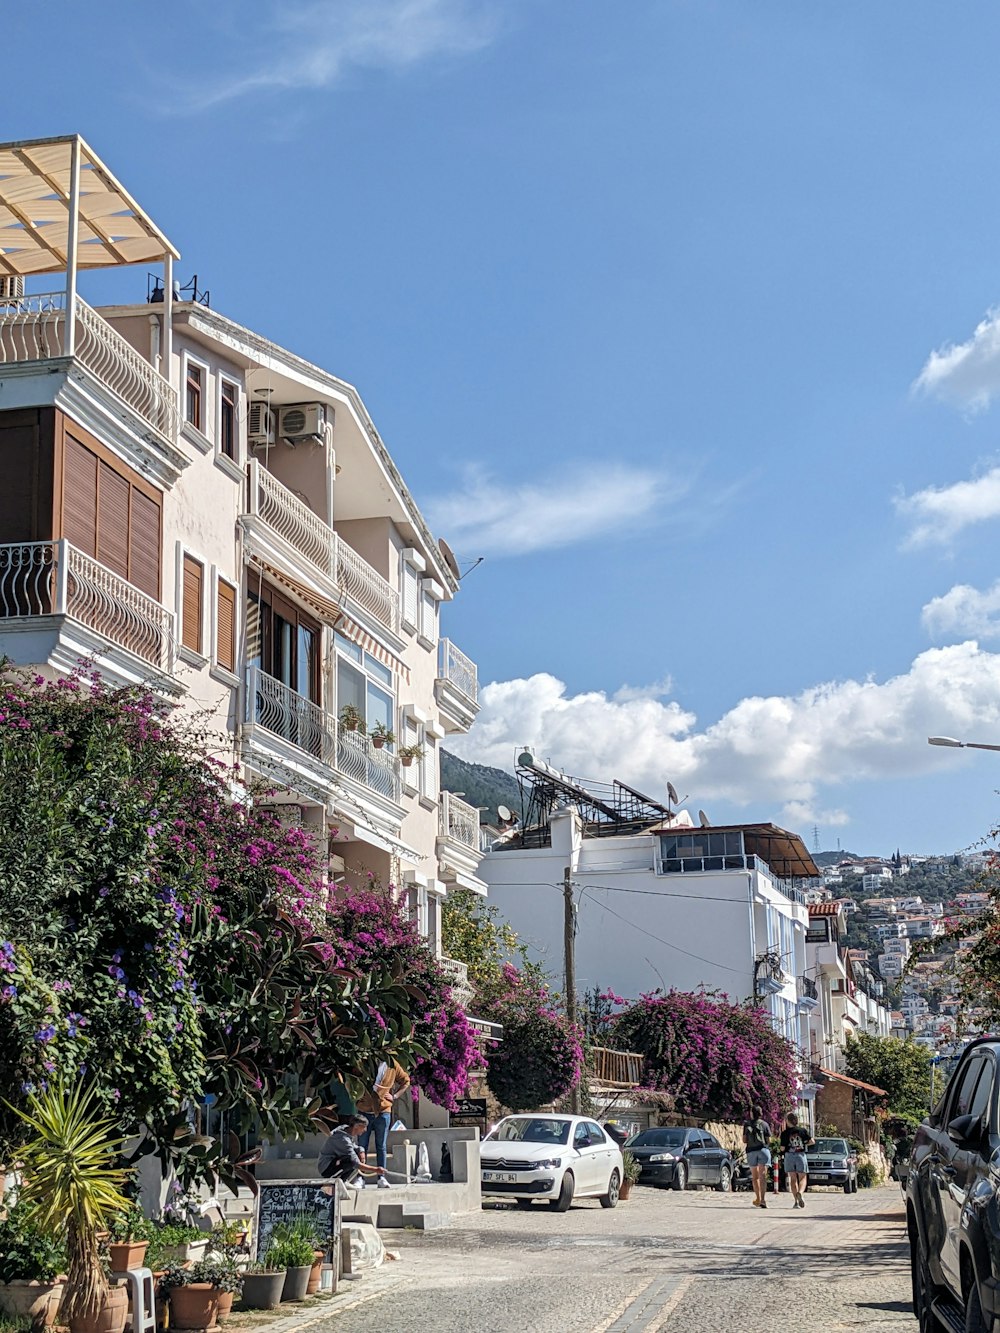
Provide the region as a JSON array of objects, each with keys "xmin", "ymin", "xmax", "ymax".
[
  {"xmin": 857, "ymin": 1159, "xmax": 880, "ymax": 1188},
  {"xmin": 266, "ymin": 1232, "xmax": 316, "ymax": 1269},
  {"xmin": 0, "ymin": 1204, "xmax": 67, "ymax": 1282}
]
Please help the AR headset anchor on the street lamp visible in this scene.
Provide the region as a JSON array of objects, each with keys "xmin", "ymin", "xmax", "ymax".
[{"xmin": 928, "ymin": 736, "xmax": 1000, "ymax": 753}]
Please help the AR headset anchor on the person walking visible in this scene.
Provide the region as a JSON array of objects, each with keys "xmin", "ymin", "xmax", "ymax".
[
  {"xmin": 742, "ymin": 1105, "xmax": 772, "ymax": 1208},
  {"xmin": 357, "ymin": 1058, "xmax": 410, "ymax": 1189},
  {"xmin": 779, "ymin": 1113, "xmax": 812, "ymax": 1208}
]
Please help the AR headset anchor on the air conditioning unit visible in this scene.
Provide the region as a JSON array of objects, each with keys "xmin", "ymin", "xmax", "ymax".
[
  {"xmin": 278, "ymin": 403, "xmax": 325, "ymax": 442},
  {"xmin": 248, "ymin": 401, "xmax": 275, "ymax": 448},
  {"xmin": 0, "ymin": 275, "xmax": 25, "ymax": 304}
]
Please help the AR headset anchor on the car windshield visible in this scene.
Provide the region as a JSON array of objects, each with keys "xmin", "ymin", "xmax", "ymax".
[
  {"xmin": 810, "ymin": 1138, "xmax": 848, "ymax": 1154},
  {"xmin": 488, "ymin": 1117, "xmax": 572, "ymax": 1145},
  {"xmin": 627, "ymin": 1129, "xmax": 687, "ymax": 1147}
]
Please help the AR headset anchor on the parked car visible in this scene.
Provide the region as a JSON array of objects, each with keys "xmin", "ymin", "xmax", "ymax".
[
  {"xmin": 804, "ymin": 1137, "xmax": 858, "ymax": 1193},
  {"xmin": 625, "ymin": 1127, "xmax": 734, "ymax": 1192},
  {"xmin": 480, "ymin": 1114, "xmax": 624, "ymax": 1212},
  {"xmin": 907, "ymin": 1036, "xmax": 1000, "ymax": 1332}
]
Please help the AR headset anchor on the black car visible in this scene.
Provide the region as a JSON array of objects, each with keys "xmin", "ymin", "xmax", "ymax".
[
  {"xmin": 626, "ymin": 1127, "xmax": 735, "ymax": 1192},
  {"xmin": 907, "ymin": 1036, "xmax": 1000, "ymax": 1332}
]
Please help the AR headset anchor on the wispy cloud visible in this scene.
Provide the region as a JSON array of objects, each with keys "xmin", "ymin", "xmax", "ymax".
[
  {"xmin": 922, "ymin": 580, "xmax": 1000, "ymax": 640},
  {"xmin": 449, "ymin": 641, "xmax": 1000, "ymax": 822},
  {"xmin": 913, "ymin": 308, "xmax": 1000, "ymax": 412},
  {"xmin": 184, "ymin": 0, "xmax": 499, "ymax": 109},
  {"xmin": 424, "ymin": 463, "xmax": 677, "ymax": 557},
  {"xmin": 895, "ymin": 462, "xmax": 1000, "ymax": 547}
]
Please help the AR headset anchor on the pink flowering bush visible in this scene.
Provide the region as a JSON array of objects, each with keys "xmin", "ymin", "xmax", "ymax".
[
  {"xmin": 478, "ymin": 965, "xmax": 584, "ymax": 1112},
  {"xmin": 611, "ymin": 989, "xmax": 798, "ymax": 1125}
]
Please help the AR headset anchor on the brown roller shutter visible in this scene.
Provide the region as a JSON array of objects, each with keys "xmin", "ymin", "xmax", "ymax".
[
  {"xmin": 129, "ymin": 491, "xmax": 161, "ymax": 598},
  {"xmin": 96, "ymin": 463, "xmax": 130, "ymax": 578},
  {"xmin": 62, "ymin": 435, "xmax": 98, "ymax": 557},
  {"xmin": 182, "ymin": 555, "xmax": 203, "ymax": 654},
  {"xmin": 216, "ymin": 581, "xmax": 236, "ymax": 673}
]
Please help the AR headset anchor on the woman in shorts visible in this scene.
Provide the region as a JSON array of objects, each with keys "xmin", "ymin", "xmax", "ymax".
[{"xmin": 779, "ymin": 1113, "xmax": 812, "ymax": 1208}]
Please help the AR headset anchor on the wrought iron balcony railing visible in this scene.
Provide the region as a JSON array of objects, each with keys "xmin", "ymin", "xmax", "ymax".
[
  {"xmin": 438, "ymin": 638, "xmax": 478, "ymax": 702},
  {"xmin": 439, "ymin": 791, "xmax": 480, "ymax": 849}
]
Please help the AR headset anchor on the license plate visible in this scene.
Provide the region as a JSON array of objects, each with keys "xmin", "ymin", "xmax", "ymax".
[
  {"xmin": 483, "ymin": 1171, "xmax": 517, "ymax": 1183},
  {"xmin": 810, "ymin": 1173, "xmax": 829, "ymax": 1181}
]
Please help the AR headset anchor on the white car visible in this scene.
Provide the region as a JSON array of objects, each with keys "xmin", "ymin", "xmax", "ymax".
[{"xmin": 480, "ymin": 1113, "xmax": 624, "ymax": 1211}]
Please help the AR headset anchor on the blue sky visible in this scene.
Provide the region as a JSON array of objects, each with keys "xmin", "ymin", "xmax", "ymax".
[{"xmin": 10, "ymin": 1, "xmax": 1000, "ymax": 854}]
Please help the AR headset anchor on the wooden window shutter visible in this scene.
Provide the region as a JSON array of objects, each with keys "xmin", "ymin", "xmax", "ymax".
[
  {"xmin": 128, "ymin": 491, "xmax": 161, "ymax": 599},
  {"xmin": 96, "ymin": 463, "xmax": 130, "ymax": 579},
  {"xmin": 182, "ymin": 556, "xmax": 204, "ymax": 654},
  {"xmin": 217, "ymin": 581, "xmax": 236, "ymax": 673},
  {"xmin": 62, "ymin": 436, "xmax": 98, "ymax": 557}
]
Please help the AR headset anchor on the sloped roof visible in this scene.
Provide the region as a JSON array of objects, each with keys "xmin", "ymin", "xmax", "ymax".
[
  {"xmin": 808, "ymin": 902, "xmax": 842, "ymax": 916},
  {"xmin": 817, "ymin": 1066, "xmax": 887, "ymax": 1097}
]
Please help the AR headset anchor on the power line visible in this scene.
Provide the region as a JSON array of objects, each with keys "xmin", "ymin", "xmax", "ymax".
[{"xmin": 591, "ymin": 896, "xmax": 749, "ymax": 975}]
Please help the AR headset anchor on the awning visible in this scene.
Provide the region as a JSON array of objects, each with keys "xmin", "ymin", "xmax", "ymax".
[
  {"xmin": 338, "ymin": 613, "xmax": 410, "ymax": 685},
  {"xmin": 817, "ymin": 1067, "xmax": 887, "ymax": 1097},
  {"xmin": 253, "ymin": 559, "xmax": 343, "ymax": 627},
  {"xmin": 0, "ymin": 135, "xmax": 179, "ymax": 276}
]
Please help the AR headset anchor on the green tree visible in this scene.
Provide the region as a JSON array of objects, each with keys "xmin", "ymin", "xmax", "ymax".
[
  {"xmin": 842, "ymin": 1032, "xmax": 933, "ymax": 1119},
  {"xmin": 441, "ymin": 888, "xmax": 536, "ymax": 990}
]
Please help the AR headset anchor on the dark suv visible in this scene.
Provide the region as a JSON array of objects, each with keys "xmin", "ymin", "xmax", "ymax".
[{"xmin": 906, "ymin": 1037, "xmax": 1000, "ymax": 1332}]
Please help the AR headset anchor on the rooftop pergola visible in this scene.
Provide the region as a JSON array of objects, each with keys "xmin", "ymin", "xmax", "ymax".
[{"xmin": 0, "ymin": 134, "xmax": 179, "ymax": 363}]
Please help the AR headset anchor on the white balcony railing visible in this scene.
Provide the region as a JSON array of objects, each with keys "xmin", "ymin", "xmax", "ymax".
[
  {"xmin": 245, "ymin": 666, "xmax": 336, "ymax": 766},
  {"xmin": 0, "ymin": 292, "xmax": 178, "ymax": 441},
  {"xmin": 0, "ymin": 540, "xmax": 175, "ymax": 673},
  {"xmin": 246, "ymin": 462, "xmax": 400, "ymax": 633},
  {"xmin": 337, "ymin": 723, "xmax": 402, "ymax": 804},
  {"xmin": 438, "ymin": 639, "xmax": 478, "ymax": 703},
  {"xmin": 439, "ymin": 791, "xmax": 480, "ymax": 850}
]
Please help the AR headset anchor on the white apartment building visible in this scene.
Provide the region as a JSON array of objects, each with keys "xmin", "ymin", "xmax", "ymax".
[
  {"xmin": 903, "ymin": 918, "xmax": 946, "ymax": 941},
  {"xmin": 478, "ymin": 757, "xmax": 815, "ymax": 1073},
  {"xmin": 874, "ymin": 920, "xmax": 907, "ymax": 941},
  {"xmin": 805, "ymin": 904, "xmax": 892, "ymax": 1072},
  {"xmin": 0, "ymin": 136, "xmax": 485, "ymax": 999},
  {"xmin": 878, "ymin": 955, "xmax": 905, "ymax": 981}
]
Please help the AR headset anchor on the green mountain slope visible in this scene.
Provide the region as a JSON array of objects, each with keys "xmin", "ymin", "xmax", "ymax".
[{"xmin": 440, "ymin": 750, "xmax": 521, "ymax": 824}]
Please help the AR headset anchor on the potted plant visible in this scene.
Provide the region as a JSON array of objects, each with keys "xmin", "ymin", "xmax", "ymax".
[
  {"xmin": 283, "ymin": 1216, "xmax": 326, "ymax": 1295},
  {"xmin": 159, "ymin": 1266, "xmax": 220, "ymax": 1332},
  {"xmin": 0, "ymin": 1204, "xmax": 67, "ymax": 1327},
  {"xmin": 397, "ymin": 743, "xmax": 424, "ymax": 768},
  {"xmin": 7, "ymin": 1081, "xmax": 130, "ymax": 1333},
  {"xmin": 338, "ymin": 704, "xmax": 365, "ymax": 734},
  {"xmin": 619, "ymin": 1151, "xmax": 641, "ymax": 1201},
  {"xmin": 191, "ymin": 1258, "xmax": 242, "ymax": 1323},
  {"xmin": 106, "ymin": 1206, "xmax": 148, "ymax": 1273},
  {"xmin": 148, "ymin": 1222, "xmax": 208, "ymax": 1266},
  {"xmin": 239, "ymin": 1262, "xmax": 286, "ymax": 1312},
  {"xmin": 266, "ymin": 1229, "xmax": 316, "ymax": 1302},
  {"xmin": 370, "ymin": 722, "xmax": 395, "ymax": 751}
]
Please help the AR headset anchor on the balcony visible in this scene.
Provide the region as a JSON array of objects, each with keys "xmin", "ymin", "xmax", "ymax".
[
  {"xmin": 797, "ymin": 974, "xmax": 820, "ymax": 1011},
  {"xmin": 0, "ymin": 540, "xmax": 176, "ymax": 689},
  {"xmin": 439, "ymin": 791, "xmax": 480, "ymax": 850},
  {"xmin": 435, "ymin": 638, "xmax": 480, "ymax": 734},
  {"xmin": 0, "ymin": 292, "xmax": 178, "ymax": 444},
  {"xmin": 243, "ymin": 462, "xmax": 400, "ymax": 635},
  {"xmin": 589, "ymin": 1047, "xmax": 644, "ymax": 1087},
  {"xmin": 437, "ymin": 790, "xmax": 486, "ymax": 894},
  {"xmin": 440, "ymin": 955, "xmax": 473, "ymax": 1005},
  {"xmin": 243, "ymin": 667, "xmax": 401, "ymax": 809}
]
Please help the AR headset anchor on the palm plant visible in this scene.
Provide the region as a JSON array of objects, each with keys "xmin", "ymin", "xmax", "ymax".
[{"xmin": 7, "ymin": 1082, "xmax": 130, "ymax": 1323}]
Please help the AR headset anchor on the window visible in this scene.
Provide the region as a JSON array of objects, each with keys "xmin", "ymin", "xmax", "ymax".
[
  {"xmin": 419, "ymin": 581, "xmax": 439, "ymax": 644},
  {"xmin": 334, "ymin": 632, "xmax": 394, "ymax": 732},
  {"xmin": 248, "ymin": 585, "xmax": 320, "ymax": 703},
  {"xmin": 182, "ymin": 554, "xmax": 204, "ymax": 655},
  {"xmin": 419, "ymin": 732, "xmax": 437, "ymax": 803},
  {"xmin": 216, "ymin": 578, "xmax": 237, "ymax": 673},
  {"xmin": 400, "ymin": 548, "xmax": 426, "ymax": 633},
  {"xmin": 659, "ymin": 830, "xmax": 745, "ymax": 872},
  {"xmin": 185, "ymin": 361, "xmax": 203, "ymax": 430},
  {"xmin": 585, "ymin": 1122, "xmax": 607, "ymax": 1145},
  {"xmin": 219, "ymin": 380, "xmax": 238, "ymax": 460}
]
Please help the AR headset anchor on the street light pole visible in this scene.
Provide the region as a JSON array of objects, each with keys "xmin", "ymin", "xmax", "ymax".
[{"xmin": 928, "ymin": 736, "xmax": 1000, "ymax": 753}]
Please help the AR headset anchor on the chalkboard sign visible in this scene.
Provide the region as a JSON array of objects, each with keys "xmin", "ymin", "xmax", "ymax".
[{"xmin": 254, "ymin": 1179, "xmax": 339, "ymax": 1262}]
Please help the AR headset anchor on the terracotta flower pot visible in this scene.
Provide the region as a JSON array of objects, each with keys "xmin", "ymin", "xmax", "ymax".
[
  {"xmin": 372, "ymin": 737, "xmax": 385, "ymax": 749},
  {"xmin": 619, "ymin": 1180, "xmax": 633, "ymax": 1200},
  {"xmin": 240, "ymin": 1272, "xmax": 285, "ymax": 1311},
  {"xmin": 280, "ymin": 1266, "xmax": 311, "ymax": 1302},
  {"xmin": 67, "ymin": 1284, "xmax": 129, "ymax": 1333},
  {"xmin": 215, "ymin": 1291, "xmax": 234, "ymax": 1322},
  {"xmin": 0, "ymin": 1279, "xmax": 66, "ymax": 1327},
  {"xmin": 169, "ymin": 1283, "xmax": 221, "ymax": 1330},
  {"xmin": 108, "ymin": 1241, "xmax": 148, "ymax": 1272},
  {"xmin": 306, "ymin": 1253, "xmax": 324, "ymax": 1296},
  {"xmin": 400, "ymin": 756, "xmax": 413, "ymax": 767}
]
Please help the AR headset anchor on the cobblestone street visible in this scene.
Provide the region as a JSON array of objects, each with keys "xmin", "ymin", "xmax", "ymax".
[{"xmin": 315, "ymin": 1184, "xmax": 912, "ymax": 1333}]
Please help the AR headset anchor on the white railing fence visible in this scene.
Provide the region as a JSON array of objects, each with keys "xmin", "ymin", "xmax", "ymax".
[
  {"xmin": 439, "ymin": 790, "xmax": 480, "ymax": 849},
  {"xmin": 337, "ymin": 723, "xmax": 402, "ymax": 804},
  {"xmin": 333, "ymin": 535, "xmax": 399, "ymax": 634},
  {"xmin": 0, "ymin": 292, "xmax": 178, "ymax": 441},
  {"xmin": 438, "ymin": 638, "xmax": 478, "ymax": 702},
  {"xmin": 0, "ymin": 540, "xmax": 174, "ymax": 672},
  {"xmin": 245, "ymin": 666, "xmax": 336, "ymax": 766}
]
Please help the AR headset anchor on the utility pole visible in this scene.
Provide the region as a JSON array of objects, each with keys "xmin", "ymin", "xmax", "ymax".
[{"xmin": 564, "ymin": 864, "xmax": 581, "ymax": 1114}]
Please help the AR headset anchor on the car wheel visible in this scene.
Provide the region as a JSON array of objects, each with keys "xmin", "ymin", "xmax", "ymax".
[
  {"xmin": 843, "ymin": 1180, "xmax": 853, "ymax": 1194},
  {"xmin": 550, "ymin": 1171, "xmax": 575, "ymax": 1212},
  {"xmin": 965, "ymin": 1281, "xmax": 989, "ymax": 1333},
  {"xmin": 910, "ymin": 1237, "xmax": 935, "ymax": 1333},
  {"xmin": 515, "ymin": 1199, "xmax": 534, "ymax": 1209},
  {"xmin": 600, "ymin": 1170, "xmax": 620, "ymax": 1209},
  {"xmin": 671, "ymin": 1161, "xmax": 688, "ymax": 1192},
  {"xmin": 715, "ymin": 1165, "xmax": 732, "ymax": 1193}
]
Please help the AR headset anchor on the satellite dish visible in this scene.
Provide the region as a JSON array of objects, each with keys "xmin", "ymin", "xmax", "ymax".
[
  {"xmin": 698, "ymin": 810, "xmax": 711, "ymax": 827},
  {"xmin": 667, "ymin": 782, "xmax": 679, "ymax": 806},
  {"xmin": 438, "ymin": 537, "xmax": 461, "ymax": 580},
  {"xmin": 497, "ymin": 805, "xmax": 513, "ymax": 824}
]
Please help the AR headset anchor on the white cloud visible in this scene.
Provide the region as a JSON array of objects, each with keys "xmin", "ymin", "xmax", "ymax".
[
  {"xmin": 895, "ymin": 463, "xmax": 1000, "ymax": 547},
  {"xmin": 424, "ymin": 463, "xmax": 675, "ymax": 557},
  {"xmin": 186, "ymin": 0, "xmax": 498, "ymax": 108},
  {"xmin": 449, "ymin": 642, "xmax": 1000, "ymax": 821},
  {"xmin": 914, "ymin": 309, "xmax": 1000, "ymax": 412},
  {"xmin": 922, "ymin": 580, "xmax": 1000, "ymax": 640}
]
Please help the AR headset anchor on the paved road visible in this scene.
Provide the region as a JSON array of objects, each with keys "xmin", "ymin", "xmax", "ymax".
[{"xmin": 318, "ymin": 1184, "xmax": 913, "ymax": 1333}]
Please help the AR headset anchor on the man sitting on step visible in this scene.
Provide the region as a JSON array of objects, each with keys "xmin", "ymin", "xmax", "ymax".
[{"xmin": 318, "ymin": 1115, "xmax": 387, "ymax": 1187}]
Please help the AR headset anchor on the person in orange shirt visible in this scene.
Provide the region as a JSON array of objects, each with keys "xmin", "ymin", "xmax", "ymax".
[{"xmin": 356, "ymin": 1059, "xmax": 410, "ymax": 1188}]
